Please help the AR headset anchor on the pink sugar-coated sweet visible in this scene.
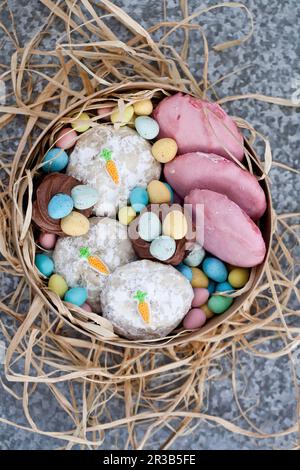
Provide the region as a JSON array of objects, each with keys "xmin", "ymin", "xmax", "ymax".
[
  {"xmin": 164, "ymin": 152, "xmax": 267, "ymax": 220},
  {"xmin": 38, "ymin": 232, "xmax": 57, "ymax": 250},
  {"xmin": 56, "ymin": 127, "xmax": 77, "ymax": 149},
  {"xmin": 81, "ymin": 302, "xmax": 93, "ymax": 312},
  {"xmin": 97, "ymin": 106, "xmax": 114, "ymax": 119},
  {"xmin": 153, "ymin": 92, "xmax": 244, "ymax": 162},
  {"xmin": 185, "ymin": 189, "xmax": 266, "ymax": 267},
  {"xmin": 183, "ymin": 308, "xmax": 206, "ymax": 330},
  {"xmin": 192, "ymin": 288, "xmax": 210, "ymax": 307}
]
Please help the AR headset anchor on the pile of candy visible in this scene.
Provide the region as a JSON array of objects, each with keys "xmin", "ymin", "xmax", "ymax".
[{"xmin": 32, "ymin": 92, "xmax": 267, "ymax": 340}]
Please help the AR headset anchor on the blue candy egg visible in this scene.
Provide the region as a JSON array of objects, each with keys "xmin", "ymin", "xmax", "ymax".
[
  {"xmin": 64, "ymin": 287, "xmax": 87, "ymax": 306},
  {"xmin": 35, "ymin": 253, "xmax": 54, "ymax": 277},
  {"xmin": 129, "ymin": 187, "xmax": 149, "ymax": 213},
  {"xmin": 183, "ymin": 243, "xmax": 205, "ymax": 267},
  {"xmin": 150, "ymin": 235, "xmax": 176, "ymax": 261},
  {"xmin": 42, "ymin": 148, "xmax": 69, "ymax": 173},
  {"xmin": 163, "ymin": 182, "xmax": 174, "ymax": 203},
  {"xmin": 202, "ymin": 257, "xmax": 228, "ymax": 283},
  {"xmin": 215, "ymin": 281, "xmax": 234, "ymax": 294},
  {"xmin": 176, "ymin": 263, "xmax": 193, "ymax": 282},
  {"xmin": 48, "ymin": 193, "xmax": 74, "ymax": 219},
  {"xmin": 138, "ymin": 212, "xmax": 161, "ymax": 241},
  {"xmin": 71, "ymin": 185, "xmax": 99, "ymax": 210},
  {"xmin": 135, "ymin": 116, "xmax": 159, "ymax": 140},
  {"xmin": 207, "ymin": 279, "xmax": 216, "ymax": 294}
]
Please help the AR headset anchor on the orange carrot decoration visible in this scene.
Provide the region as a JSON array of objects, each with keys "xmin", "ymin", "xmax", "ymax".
[
  {"xmin": 134, "ymin": 290, "xmax": 150, "ymax": 323},
  {"xmin": 79, "ymin": 247, "xmax": 110, "ymax": 275},
  {"xmin": 99, "ymin": 148, "xmax": 119, "ymax": 185}
]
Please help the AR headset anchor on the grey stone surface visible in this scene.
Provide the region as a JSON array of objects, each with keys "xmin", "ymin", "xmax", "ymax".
[{"xmin": 0, "ymin": 0, "xmax": 299, "ymax": 450}]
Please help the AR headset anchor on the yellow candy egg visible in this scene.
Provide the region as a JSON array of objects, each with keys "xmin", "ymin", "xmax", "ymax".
[
  {"xmin": 148, "ymin": 180, "xmax": 172, "ymax": 204},
  {"xmin": 48, "ymin": 274, "xmax": 68, "ymax": 298},
  {"xmin": 191, "ymin": 267, "xmax": 209, "ymax": 288},
  {"xmin": 127, "ymin": 113, "xmax": 137, "ymax": 129},
  {"xmin": 133, "ymin": 99, "xmax": 153, "ymax": 116},
  {"xmin": 111, "ymin": 105, "xmax": 134, "ymax": 126},
  {"xmin": 151, "ymin": 138, "xmax": 178, "ymax": 163},
  {"xmin": 61, "ymin": 211, "xmax": 90, "ymax": 236},
  {"xmin": 118, "ymin": 206, "xmax": 137, "ymax": 225},
  {"xmin": 162, "ymin": 210, "xmax": 188, "ymax": 240},
  {"xmin": 228, "ymin": 268, "xmax": 250, "ymax": 288},
  {"xmin": 201, "ymin": 303, "xmax": 214, "ymax": 319},
  {"xmin": 71, "ymin": 112, "xmax": 91, "ymax": 133}
]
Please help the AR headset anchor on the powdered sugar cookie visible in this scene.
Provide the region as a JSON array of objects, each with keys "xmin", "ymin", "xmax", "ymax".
[
  {"xmin": 101, "ymin": 260, "xmax": 193, "ymax": 340},
  {"xmin": 52, "ymin": 217, "xmax": 136, "ymax": 312},
  {"xmin": 66, "ymin": 125, "xmax": 161, "ymax": 217}
]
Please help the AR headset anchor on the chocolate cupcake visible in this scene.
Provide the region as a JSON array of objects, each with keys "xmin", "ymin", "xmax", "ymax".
[
  {"xmin": 32, "ymin": 173, "xmax": 92, "ymax": 236},
  {"xmin": 128, "ymin": 203, "xmax": 195, "ymax": 266}
]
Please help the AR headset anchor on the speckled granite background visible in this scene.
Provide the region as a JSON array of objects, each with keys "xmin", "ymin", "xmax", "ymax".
[{"xmin": 0, "ymin": 0, "xmax": 299, "ymax": 450}]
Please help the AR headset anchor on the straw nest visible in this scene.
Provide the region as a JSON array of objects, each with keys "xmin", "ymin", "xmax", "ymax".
[{"xmin": 0, "ymin": 0, "xmax": 299, "ymax": 449}]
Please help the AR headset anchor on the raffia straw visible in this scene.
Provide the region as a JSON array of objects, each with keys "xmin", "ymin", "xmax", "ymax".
[{"xmin": 0, "ymin": 0, "xmax": 299, "ymax": 449}]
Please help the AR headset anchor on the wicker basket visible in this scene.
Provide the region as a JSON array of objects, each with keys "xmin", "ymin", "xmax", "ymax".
[{"xmin": 11, "ymin": 82, "xmax": 273, "ymax": 349}]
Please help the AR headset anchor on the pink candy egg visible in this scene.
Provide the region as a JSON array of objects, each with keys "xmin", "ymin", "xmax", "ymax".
[
  {"xmin": 183, "ymin": 308, "xmax": 206, "ymax": 330},
  {"xmin": 56, "ymin": 127, "xmax": 77, "ymax": 149},
  {"xmin": 192, "ymin": 288, "xmax": 210, "ymax": 307},
  {"xmin": 38, "ymin": 232, "xmax": 57, "ymax": 250},
  {"xmin": 97, "ymin": 106, "xmax": 114, "ymax": 120},
  {"xmin": 81, "ymin": 302, "xmax": 93, "ymax": 312}
]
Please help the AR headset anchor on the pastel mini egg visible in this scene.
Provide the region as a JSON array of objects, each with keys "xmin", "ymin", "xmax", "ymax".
[
  {"xmin": 35, "ymin": 253, "xmax": 54, "ymax": 277},
  {"xmin": 48, "ymin": 274, "xmax": 68, "ymax": 298},
  {"xmin": 208, "ymin": 295, "xmax": 233, "ymax": 314},
  {"xmin": 71, "ymin": 185, "xmax": 100, "ymax": 210},
  {"xmin": 138, "ymin": 212, "xmax": 161, "ymax": 242},
  {"xmin": 48, "ymin": 193, "xmax": 74, "ymax": 219},
  {"xmin": 81, "ymin": 302, "xmax": 93, "ymax": 312},
  {"xmin": 135, "ymin": 116, "xmax": 159, "ymax": 140},
  {"xmin": 38, "ymin": 232, "xmax": 57, "ymax": 250},
  {"xmin": 118, "ymin": 206, "xmax": 137, "ymax": 225},
  {"xmin": 202, "ymin": 257, "xmax": 228, "ymax": 283},
  {"xmin": 151, "ymin": 138, "xmax": 178, "ymax": 163},
  {"xmin": 64, "ymin": 287, "xmax": 88, "ymax": 307},
  {"xmin": 201, "ymin": 303, "xmax": 214, "ymax": 319},
  {"xmin": 207, "ymin": 279, "xmax": 216, "ymax": 295},
  {"xmin": 127, "ymin": 113, "xmax": 137, "ymax": 129},
  {"xmin": 56, "ymin": 128, "xmax": 77, "ymax": 149},
  {"xmin": 215, "ymin": 281, "xmax": 234, "ymax": 294},
  {"xmin": 97, "ymin": 106, "xmax": 114, "ymax": 119},
  {"xmin": 133, "ymin": 99, "xmax": 153, "ymax": 116},
  {"xmin": 147, "ymin": 180, "xmax": 172, "ymax": 204},
  {"xmin": 183, "ymin": 308, "xmax": 206, "ymax": 330},
  {"xmin": 162, "ymin": 210, "xmax": 188, "ymax": 240},
  {"xmin": 228, "ymin": 268, "xmax": 250, "ymax": 288},
  {"xmin": 163, "ymin": 183, "xmax": 174, "ymax": 203},
  {"xmin": 183, "ymin": 243, "xmax": 205, "ymax": 267},
  {"xmin": 192, "ymin": 288, "xmax": 210, "ymax": 307},
  {"xmin": 60, "ymin": 211, "xmax": 90, "ymax": 236},
  {"xmin": 191, "ymin": 267, "xmax": 209, "ymax": 288},
  {"xmin": 176, "ymin": 263, "xmax": 192, "ymax": 281},
  {"xmin": 71, "ymin": 112, "xmax": 90, "ymax": 133},
  {"xmin": 150, "ymin": 235, "xmax": 176, "ymax": 261},
  {"xmin": 129, "ymin": 186, "xmax": 149, "ymax": 213},
  {"xmin": 111, "ymin": 105, "xmax": 134, "ymax": 126},
  {"xmin": 42, "ymin": 148, "xmax": 69, "ymax": 173}
]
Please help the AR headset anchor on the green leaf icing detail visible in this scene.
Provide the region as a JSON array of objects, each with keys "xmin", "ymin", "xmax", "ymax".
[
  {"xmin": 133, "ymin": 290, "xmax": 148, "ymax": 303},
  {"xmin": 100, "ymin": 148, "xmax": 112, "ymax": 161}
]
